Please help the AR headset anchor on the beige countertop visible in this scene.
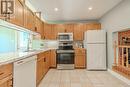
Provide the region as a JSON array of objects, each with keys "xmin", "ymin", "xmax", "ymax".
[{"xmin": 0, "ymin": 48, "xmax": 54, "ymax": 65}]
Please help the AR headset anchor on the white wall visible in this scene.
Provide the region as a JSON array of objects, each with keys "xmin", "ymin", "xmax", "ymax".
[{"xmin": 100, "ymin": 0, "xmax": 130, "ymax": 69}]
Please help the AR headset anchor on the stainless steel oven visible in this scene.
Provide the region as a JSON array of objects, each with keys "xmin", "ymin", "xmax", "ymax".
[{"xmin": 57, "ymin": 50, "xmax": 74, "ymax": 69}]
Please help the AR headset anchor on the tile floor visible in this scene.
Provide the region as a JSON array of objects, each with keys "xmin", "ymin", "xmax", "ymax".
[{"xmin": 38, "ymin": 69, "xmax": 129, "ymax": 87}]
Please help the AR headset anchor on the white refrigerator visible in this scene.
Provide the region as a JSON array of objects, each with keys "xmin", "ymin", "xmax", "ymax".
[{"xmin": 84, "ymin": 30, "xmax": 106, "ymax": 70}]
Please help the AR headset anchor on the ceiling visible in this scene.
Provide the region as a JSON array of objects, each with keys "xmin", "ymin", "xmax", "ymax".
[{"xmin": 28, "ymin": 0, "xmax": 123, "ymax": 23}]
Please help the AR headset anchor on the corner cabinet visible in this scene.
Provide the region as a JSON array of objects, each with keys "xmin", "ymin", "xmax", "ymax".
[{"xmin": 0, "ymin": 63, "xmax": 13, "ymax": 87}]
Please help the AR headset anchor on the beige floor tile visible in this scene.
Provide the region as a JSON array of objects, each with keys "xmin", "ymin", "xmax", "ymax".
[
  {"xmin": 38, "ymin": 69, "xmax": 129, "ymax": 87},
  {"xmin": 60, "ymin": 82, "xmax": 71, "ymax": 87},
  {"xmin": 71, "ymin": 83, "xmax": 82, "ymax": 87}
]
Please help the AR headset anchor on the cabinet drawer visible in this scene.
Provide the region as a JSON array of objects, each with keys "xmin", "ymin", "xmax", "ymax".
[
  {"xmin": 0, "ymin": 75, "xmax": 12, "ymax": 86},
  {"xmin": 75, "ymin": 49, "xmax": 86, "ymax": 54},
  {"xmin": 0, "ymin": 64, "xmax": 13, "ymax": 80}
]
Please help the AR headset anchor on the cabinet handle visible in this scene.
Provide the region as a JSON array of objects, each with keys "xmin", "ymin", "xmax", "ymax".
[
  {"xmin": 17, "ymin": 61, "xmax": 24, "ymax": 64},
  {"xmin": 35, "ymin": 27, "xmax": 37, "ymax": 31},
  {"xmin": 0, "ymin": 72, "xmax": 4, "ymax": 75},
  {"xmin": 44, "ymin": 58, "xmax": 46, "ymax": 62}
]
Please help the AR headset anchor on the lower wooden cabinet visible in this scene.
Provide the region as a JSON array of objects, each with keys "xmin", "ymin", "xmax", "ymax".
[
  {"xmin": 37, "ymin": 54, "xmax": 45, "ymax": 85},
  {"xmin": 50, "ymin": 50, "xmax": 56, "ymax": 68},
  {"xmin": 36, "ymin": 50, "xmax": 52, "ymax": 85},
  {"xmin": 0, "ymin": 75, "xmax": 13, "ymax": 87},
  {"xmin": 0, "ymin": 63, "xmax": 13, "ymax": 87},
  {"xmin": 75, "ymin": 48, "xmax": 86, "ymax": 68}
]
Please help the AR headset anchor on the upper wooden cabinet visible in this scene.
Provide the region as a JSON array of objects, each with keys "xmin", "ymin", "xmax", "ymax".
[
  {"xmin": 65, "ymin": 24, "xmax": 74, "ymax": 33},
  {"xmin": 54, "ymin": 24, "xmax": 66, "ymax": 33},
  {"xmin": 24, "ymin": 7, "xmax": 35, "ymax": 31},
  {"xmin": 86, "ymin": 23, "xmax": 101, "ymax": 31},
  {"xmin": 8, "ymin": 0, "xmax": 24, "ymax": 27},
  {"xmin": 74, "ymin": 24, "xmax": 86, "ymax": 41},
  {"xmin": 73, "ymin": 23, "xmax": 101, "ymax": 41},
  {"xmin": 35, "ymin": 16, "xmax": 43, "ymax": 34},
  {"xmin": 44, "ymin": 23, "xmax": 57, "ymax": 40}
]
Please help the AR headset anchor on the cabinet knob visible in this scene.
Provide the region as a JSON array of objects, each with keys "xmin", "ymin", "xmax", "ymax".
[
  {"xmin": 35, "ymin": 27, "xmax": 37, "ymax": 31},
  {"xmin": 44, "ymin": 58, "xmax": 46, "ymax": 62},
  {"xmin": 0, "ymin": 72, "xmax": 4, "ymax": 75}
]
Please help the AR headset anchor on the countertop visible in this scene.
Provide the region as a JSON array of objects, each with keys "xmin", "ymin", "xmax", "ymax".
[{"xmin": 0, "ymin": 48, "xmax": 54, "ymax": 65}]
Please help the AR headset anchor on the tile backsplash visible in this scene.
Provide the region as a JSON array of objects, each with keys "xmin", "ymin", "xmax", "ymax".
[
  {"xmin": 0, "ymin": 26, "xmax": 17, "ymax": 53},
  {"xmin": 32, "ymin": 40, "xmax": 58, "ymax": 50}
]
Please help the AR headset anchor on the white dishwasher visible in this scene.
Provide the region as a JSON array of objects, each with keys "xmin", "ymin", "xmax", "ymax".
[{"xmin": 13, "ymin": 55, "xmax": 37, "ymax": 87}]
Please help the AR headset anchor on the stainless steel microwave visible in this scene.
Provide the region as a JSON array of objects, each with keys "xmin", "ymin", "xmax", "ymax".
[{"xmin": 58, "ymin": 33, "xmax": 73, "ymax": 41}]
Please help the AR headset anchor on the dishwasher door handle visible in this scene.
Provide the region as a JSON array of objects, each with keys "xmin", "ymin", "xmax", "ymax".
[
  {"xmin": 17, "ymin": 61, "xmax": 24, "ymax": 64},
  {"xmin": 14, "ymin": 55, "xmax": 37, "ymax": 66}
]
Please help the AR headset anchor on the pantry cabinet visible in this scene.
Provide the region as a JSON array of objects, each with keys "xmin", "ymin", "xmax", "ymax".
[
  {"xmin": 75, "ymin": 48, "xmax": 86, "ymax": 68},
  {"xmin": 113, "ymin": 30, "xmax": 130, "ymax": 79},
  {"xmin": 0, "ymin": 63, "xmax": 13, "ymax": 87}
]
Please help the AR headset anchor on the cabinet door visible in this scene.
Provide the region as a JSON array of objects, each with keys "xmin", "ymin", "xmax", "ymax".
[
  {"xmin": 0, "ymin": 75, "xmax": 12, "ymax": 87},
  {"xmin": 50, "ymin": 50, "xmax": 56, "ymax": 68},
  {"xmin": 24, "ymin": 7, "xmax": 35, "ymax": 31},
  {"xmin": 8, "ymin": 0, "xmax": 24, "ymax": 27},
  {"xmin": 37, "ymin": 57, "xmax": 43, "ymax": 84},
  {"xmin": 65, "ymin": 24, "xmax": 74, "ymax": 33},
  {"xmin": 44, "ymin": 23, "xmax": 53, "ymax": 39},
  {"xmin": 44, "ymin": 24, "xmax": 57, "ymax": 40},
  {"xmin": 86, "ymin": 23, "xmax": 101, "ymax": 31},
  {"xmin": 45, "ymin": 51, "xmax": 51, "ymax": 70},
  {"xmin": 40, "ymin": 22, "xmax": 44, "ymax": 39},
  {"xmin": 54, "ymin": 24, "xmax": 65, "ymax": 33},
  {"xmin": 35, "ymin": 17, "xmax": 43, "ymax": 35},
  {"xmin": 74, "ymin": 24, "xmax": 86, "ymax": 41},
  {"xmin": 75, "ymin": 55, "xmax": 86, "ymax": 68}
]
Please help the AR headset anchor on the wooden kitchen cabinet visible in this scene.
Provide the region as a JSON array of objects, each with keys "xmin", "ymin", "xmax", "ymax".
[
  {"xmin": 44, "ymin": 24, "xmax": 57, "ymax": 40},
  {"xmin": 86, "ymin": 23, "xmax": 101, "ymax": 31},
  {"xmin": 0, "ymin": 63, "xmax": 13, "ymax": 87},
  {"xmin": 34, "ymin": 16, "xmax": 44, "ymax": 38},
  {"xmin": 37, "ymin": 54, "xmax": 45, "ymax": 85},
  {"xmin": 50, "ymin": 50, "xmax": 56, "ymax": 68},
  {"xmin": 24, "ymin": 6, "xmax": 35, "ymax": 31},
  {"xmin": 74, "ymin": 24, "xmax": 86, "ymax": 41},
  {"xmin": 0, "ymin": 75, "xmax": 13, "ymax": 87},
  {"xmin": 54, "ymin": 24, "xmax": 66, "ymax": 33},
  {"xmin": 65, "ymin": 24, "xmax": 74, "ymax": 33},
  {"xmin": 75, "ymin": 48, "xmax": 86, "ymax": 68},
  {"xmin": 8, "ymin": 0, "xmax": 24, "ymax": 27},
  {"xmin": 37, "ymin": 51, "xmax": 51, "ymax": 85}
]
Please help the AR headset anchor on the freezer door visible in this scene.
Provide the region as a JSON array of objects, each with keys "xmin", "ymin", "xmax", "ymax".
[
  {"xmin": 87, "ymin": 44, "xmax": 106, "ymax": 70},
  {"xmin": 86, "ymin": 30, "xmax": 106, "ymax": 43}
]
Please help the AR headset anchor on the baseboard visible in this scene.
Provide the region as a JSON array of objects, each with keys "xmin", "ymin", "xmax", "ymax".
[{"xmin": 108, "ymin": 69, "xmax": 130, "ymax": 85}]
